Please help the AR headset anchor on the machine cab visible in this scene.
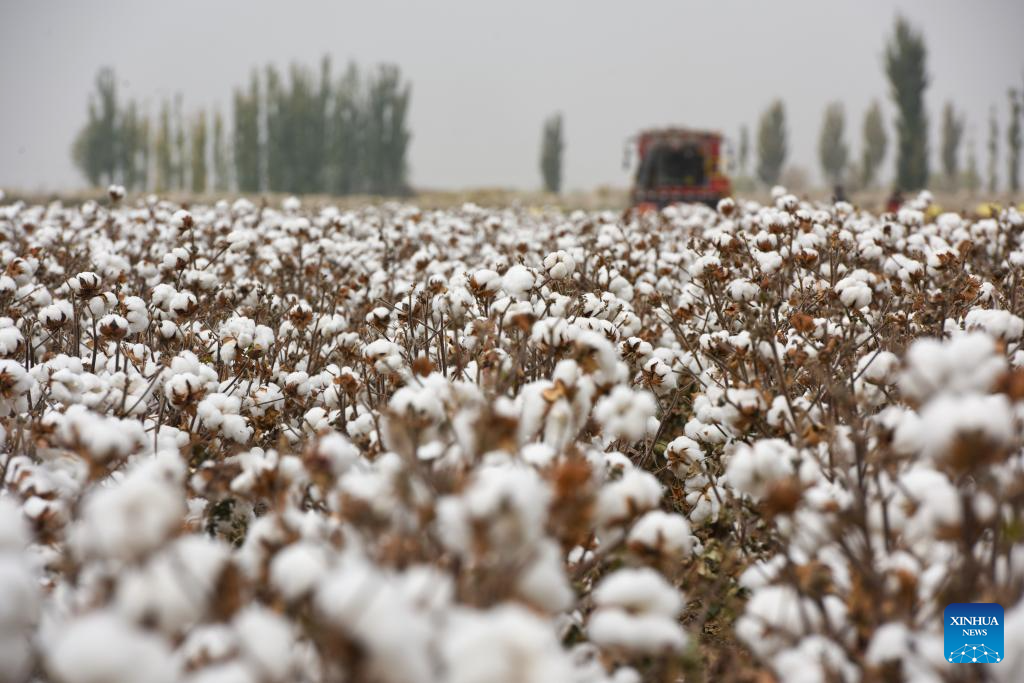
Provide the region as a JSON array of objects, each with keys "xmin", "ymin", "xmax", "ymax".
[{"xmin": 628, "ymin": 128, "xmax": 731, "ymax": 210}]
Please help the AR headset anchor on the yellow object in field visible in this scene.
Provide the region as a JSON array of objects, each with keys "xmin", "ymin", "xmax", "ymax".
[
  {"xmin": 975, "ymin": 202, "xmax": 999, "ymax": 218},
  {"xmin": 924, "ymin": 204, "xmax": 943, "ymax": 220}
]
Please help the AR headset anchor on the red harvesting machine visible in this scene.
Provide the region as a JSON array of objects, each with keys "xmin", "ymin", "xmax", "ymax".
[{"xmin": 628, "ymin": 128, "xmax": 731, "ymax": 210}]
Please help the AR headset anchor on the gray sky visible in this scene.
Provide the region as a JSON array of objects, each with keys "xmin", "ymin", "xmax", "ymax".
[{"xmin": 1, "ymin": 0, "xmax": 1022, "ymax": 193}]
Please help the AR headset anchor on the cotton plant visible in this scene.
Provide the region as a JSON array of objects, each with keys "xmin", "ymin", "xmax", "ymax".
[{"xmin": 0, "ymin": 192, "xmax": 1022, "ymax": 682}]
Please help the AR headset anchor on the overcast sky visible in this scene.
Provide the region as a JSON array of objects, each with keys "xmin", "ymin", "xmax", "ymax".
[{"xmin": 1, "ymin": 0, "xmax": 1022, "ymax": 193}]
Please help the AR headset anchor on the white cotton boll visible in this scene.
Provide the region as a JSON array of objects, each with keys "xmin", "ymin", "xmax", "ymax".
[
  {"xmin": 72, "ymin": 458, "xmax": 185, "ymax": 562},
  {"xmin": 594, "ymin": 386, "xmax": 658, "ymax": 443},
  {"xmin": 623, "ymin": 337, "xmax": 654, "ymax": 363},
  {"xmin": 865, "ymin": 622, "xmax": 916, "ymax": 665},
  {"xmin": 168, "ymin": 290, "xmax": 197, "ymax": 318},
  {"xmin": 501, "ymin": 264, "xmax": 536, "ymax": 300},
  {"xmin": 610, "ymin": 667, "xmax": 643, "ymax": 683},
  {"xmin": 735, "ymin": 585, "xmax": 846, "ymax": 659},
  {"xmin": 771, "ymin": 636, "xmax": 857, "ymax": 683},
  {"xmin": 442, "ymin": 605, "xmax": 574, "ymax": 683},
  {"xmin": 5, "ymin": 257, "xmax": 38, "ymax": 287},
  {"xmin": 116, "ymin": 536, "xmax": 230, "ymax": 635},
  {"xmin": 608, "ymin": 275, "xmax": 634, "ymax": 302},
  {"xmin": 153, "ymin": 319, "xmax": 178, "ymax": 341},
  {"xmin": 531, "ymin": 317, "xmax": 571, "ymax": 348},
  {"xmin": 688, "ymin": 254, "xmax": 720, "ymax": 279},
  {"xmin": 39, "ymin": 299, "xmax": 74, "ymax": 328},
  {"xmin": 171, "ymin": 209, "xmax": 193, "ymax": 229},
  {"xmin": 178, "ymin": 626, "xmax": 239, "ymax": 671},
  {"xmin": 521, "ymin": 442, "xmax": 557, "ymax": 467},
  {"xmin": 308, "ymin": 431, "xmax": 361, "ymax": 475},
  {"xmin": 269, "ymin": 542, "xmax": 329, "ymax": 603},
  {"xmin": 197, "ymin": 393, "xmax": 252, "ymax": 443},
  {"xmin": 232, "ymin": 606, "xmax": 296, "ymax": 683},
  {"xmin": 50, "ymin": 405, "xmax": 147, "ymax": 462},
  {"xmin": 725, "ymin": 439, "xmax": 797, "ymax": 501},
  {"xmin": 68, "ymin": 271, "xmax": 101, "ymax": 294},
  {"xmin": 516, "ymin": 539, "xmax": 575, "ymax": 612},
  {"xmin": 588, "ymin": 610, "xmax": 688, "ymax": 655},
  {"xmin": 85, "ymin": 292, "xmax": 116, "ymax": 317},
  {"xmin": 316, "ymin": 561, "xmax": 434, "ymax": 683},
  {"xmin": 522, "ymin": 381, "xmax": 583, "ymax": 453},
  {"xmin": 122, "ymin": 295, "xmax": 148, "ymax": 333},
  {"xmin": 834, "ymin": 276, "xmax": 872, "ymax": 308},
  {"xmin": 727, "ymin": 278, "xmax": 760, "ymax": 302},
  {"xmin": 46, "ymin": 611, "xmax": 178, "ymax": 683},
  {"xmin": 246, "ymin": 383, "xmax": 284, "ymax": 417},
  {"xmin": 366, "ymin": 305, "xmax": 391, "ymax": 325},
  {"xmin": 220, "ymin": 414, "xmax": 253, "ymax": 443},
  {"xmin": 161, "ymin": 247, "xmax": 190, "ymax": 271},
  {"xmin": 752, "ymin": 249, "xmax": 783, "ymax": 273},
  {"xmin": 197, "ymin": 392, "xmax": 240, "ymax": 425},
  {"xmin": 437, "ymin": 464, "xmax": 551, "ymax": 554},
  {"xmin": 897, "ymin": 207, "xmax": 924, "ymax": 225},
  {"xmin": 722, "ymin": 387, "xmax": 765, "ymax": 429},
  {"xmin": 899, "ymin": 333, "xmax": 1005, "ymax": 402},
  {"xmin": 856, "ymin": 350, "xmax": 900, "ymax": 385},
  {"xmin": 0, "ymin": 359, "xmax": 35, "ymax": 416},
  {"xmin": 543, "ymin": 250, "xmax": 575, "ymax": 279},
  {"xmin": 0, "ymin": 549, "xmax": 39, "ymax": 683},
  {"xmin": 964, "ymin": 308, "xmax": 1024, "ymax": 341},
  {"xmin": 892, "ymin": 467, "xmax": 961, "ymax": 542},
  {"xmin": 912, "ymin": 394, "xmax": 1015, "ymax": 462},
  {"xmin": 639, "ymin": 357, "xmax": 676, "ymax": 395},
  {"xmin": 595, "ymin": 468, "xmax": 662, "ymax": 529},
  {"xmin": 284, "ymin": 371, "xmax": 311, "ymax": 397},
  {"xmin": 388, "ymin": 382, "xmax": 446, "ymax": 424},
  {"xmin": 628, "ymin": 510, "xmax": 695, "ymax": 558},
  {"xmin": 165, "ymin": 372, "xmax": 206, "ymax": 407},
  {"xmin": 470, "ymin": 268, "xmax": 502, "ymax": 295},
  {"xmin": 363, "ymin": 339, "xmax": 404, "ymax": 373},
  {"xmin": 572, "ymin": 329, "xmax": 623, "ymax": 382},
  {"xmin": 885, "ymin": 253, "xmax": 924, "ymax": 283},
  {"xmin": 299, "ymin": 409, "xmax": 331, "ymax": 436},
  {"xmin": 666, "ymin": 435, "xmax": 704, "ymax": 479},
  {"xmin": 0, "ymin": 497, "xmax": 30, "ymax": 551},
  {"xmin": 593, "ymin": 567, "xmax": 682, "ymax": 618},
  {"xmin": 685, "ymin": 417, "xmax": 727, "ymax": 445},
  {"xmin": 0, "ymin": 325, "xmax": 23, "ymax": 357},
  {"xmin": 588, "ymin": 567, "xmax": 686, "ymax": 654},
  {"xmin": 854, "ymin": 350, "xmax": 901, "ymax": 406},
  {"xmin": 185, "ymin": 662, "xmax": 256, "ymax": 683}
]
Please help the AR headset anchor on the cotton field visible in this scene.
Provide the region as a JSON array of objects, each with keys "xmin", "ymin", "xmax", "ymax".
[{"xmin": 1, "ymin": 187, "xmax": 1024, "ymax": 683}]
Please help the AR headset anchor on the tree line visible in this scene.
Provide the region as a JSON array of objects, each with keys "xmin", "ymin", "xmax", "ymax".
[
  {"xmin": 72, "ymin": 57, "xmax": 412, "ymax": 196},
  {"xmin": 735, "ymin": 16, "xmax": 1023, "ymax": 195}
]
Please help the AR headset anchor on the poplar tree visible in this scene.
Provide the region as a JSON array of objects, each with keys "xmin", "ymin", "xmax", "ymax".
[
  {"xmin": 885, "ymin": 16, "xmax": 929, "ymax": 190},
  {"xmin": 155, "ymin": 100, "xmax": 174, "ymax": 193},
  {"xmin": 939, "ymin": 102, "xmax": 964, "ymax": 191},
  {"xmin": 190, "ymin": 110, "xmax": 208, "ymax": 194},
  {"xmin": 1009, "ymin": 89, "xmax": 1022, "ymax": 194},
  {"xmin": 988, "ymin": 107, "xmax": 999, "ymax": 194},
  {"xmin": 233, "ymin": 71, "xmax": 262, "ymax": 193},
  {"xmin": 540, "ymin": 113, "xmax": 564, "ymax": 194},
  {"xmin": 818, "ymin": 102, "xmax": 849, "ymax": 186},
  {"xmin": 756, "ymin": 100, "xmax": 787, "ymax": 186},
  {"xmin": 212, "ymin": 110, "xmax": 230, "ymax": 192},
  {"xmin": 860, "ymin": 100, "xmax": 888, "ymax": 188}
]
